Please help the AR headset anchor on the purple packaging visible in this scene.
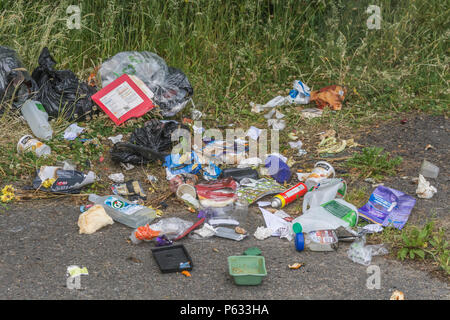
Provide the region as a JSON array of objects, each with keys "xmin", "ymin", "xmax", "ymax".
[
  {"xmin": 358, "ymin": 185, "xmax": 416, "ymax": 230},
  {"xmin": 265, "ymin": 155, "xmax": 291, "ymax": 184}
]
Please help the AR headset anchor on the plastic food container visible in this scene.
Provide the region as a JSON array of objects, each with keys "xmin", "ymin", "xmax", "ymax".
[
  {"xmin": 228, "ymin": 256, "xmax": 267, "ymax": 285},
  {"xmin": 151, "ymin": 244, "xmax": 193, "ymax": 273}
]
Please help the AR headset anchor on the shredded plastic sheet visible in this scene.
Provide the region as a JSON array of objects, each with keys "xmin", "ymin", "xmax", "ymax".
[
  {"xmin": 259, "ymin": 207, "xmax": 294, "ymax": 241},
  {"xmin": 108, "ymin": 134, "xmax": 123, "ymax": 144},
  {"xmin": 108, "ymin": 173, "xmax": 124, "ymax": 183},
  {"xmin": 99, "ymin": 51, "xmax": 193, "ymax": 117}
]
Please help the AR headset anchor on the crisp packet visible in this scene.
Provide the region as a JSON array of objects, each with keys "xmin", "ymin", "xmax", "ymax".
[{"xmin": 358, "ymin": 186, "xmax": 416, "ymax": 230}]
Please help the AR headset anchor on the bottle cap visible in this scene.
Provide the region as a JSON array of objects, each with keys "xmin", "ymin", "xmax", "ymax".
[
  {"xmin": 293, "ymin": 222, "xmax": 302, "ymax": 234},
  {"xmin": 295, "ymin": 232, "xmax": 305, "ymax": 251}
]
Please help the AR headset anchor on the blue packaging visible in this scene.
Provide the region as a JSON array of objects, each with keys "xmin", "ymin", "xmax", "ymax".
[{"xmin": 358, "ymin": 185, "xmax": 416, "ymax": 230}]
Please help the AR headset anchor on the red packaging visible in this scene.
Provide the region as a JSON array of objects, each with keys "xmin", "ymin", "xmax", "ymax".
[
  {"xmin": 195, "ymin": 177, "xmax": 237, "ymax": 201},
  {"xmin": 91, "ymin": 74, "xmax": 155, "ymax": 125}
]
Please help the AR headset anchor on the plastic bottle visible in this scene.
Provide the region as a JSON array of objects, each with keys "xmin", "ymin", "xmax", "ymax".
[
  {"xmin": 17, "ymin": 134, "xmax": 51, "ymax": 158},
  {"xmin": 21, "ymin": 100, "xmax": 53, "ymax": 140},
  {"xmin": 291, "ymin": 198, "xmax": 358, "ymax": 233},
  {"xmin": 293, "ymin": 223, "xmax": 338, "ymax": 252},
  {"xmin": 88, "ymin": 194, "xmax": 157, "ymax": 229}
]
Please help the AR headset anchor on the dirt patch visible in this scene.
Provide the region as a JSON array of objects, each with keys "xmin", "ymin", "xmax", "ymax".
[{"xmin": 352, "ymin": 113, "xmax": 449, "ymax": 226}]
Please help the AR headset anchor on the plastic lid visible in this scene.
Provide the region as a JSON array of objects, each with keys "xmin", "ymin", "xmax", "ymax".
[
  {"xmin": 243, "ymin": 247, "xmax": 262, "ymax": 256},
  {"xmin": 292, "ymin": 222, "xmax": 302, "ymax": 234}
]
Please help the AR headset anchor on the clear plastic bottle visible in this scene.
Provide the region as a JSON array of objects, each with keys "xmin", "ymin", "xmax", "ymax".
[
  {"xmin": 293, "ymin": 223, "xmax": 338, "ymax": 252},
  {"xmin": 88, "ymin": 194, "xmax": 157, "ymax": 228},
  {"xmin": 21, "ymin": 100, "xmax": 53, "ymax": 140}
]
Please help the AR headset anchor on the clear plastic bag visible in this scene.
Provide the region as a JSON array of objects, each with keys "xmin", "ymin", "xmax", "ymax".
[
  {"xmin": 130, "ymin": 217, "xmax": 194, "ymax": 244},
  {"xmin": 99, "ymin": 51, "xmax": 193, "ymax": 117},
  {"xmin": 302, "ymin": 178, "xmax": 346, "ymax": 212},
  {"xmin": 347, "ymin": 235, "xmax": 389, "ymax": 266}
]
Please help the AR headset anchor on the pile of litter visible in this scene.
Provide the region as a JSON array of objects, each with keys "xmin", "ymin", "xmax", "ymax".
[{"xmin": 0, "ymin": 46, "xmax": 434, "ymax": 289}]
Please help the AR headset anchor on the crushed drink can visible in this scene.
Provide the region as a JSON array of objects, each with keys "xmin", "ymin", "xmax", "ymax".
[{"xmin": 271, "ymin": 182, "xmax": 308, "ymax": 208}]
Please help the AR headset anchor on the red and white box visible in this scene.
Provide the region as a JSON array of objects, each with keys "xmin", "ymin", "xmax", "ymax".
[{"xmin": 91, "ymin": 74, "xmax": 155, "ymax": 125}]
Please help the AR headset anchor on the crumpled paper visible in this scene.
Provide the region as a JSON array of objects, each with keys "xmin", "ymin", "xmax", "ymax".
[
  {"xmin": 254, "ymin": 226, "xmax": 273, "ymax": 240},
  {"xmin": 78, "ymin": 204, "xmax": 114, "ymax": 234},
  {"xmin": 416, "ymin": 174, "xmax": 437, "ymax": 199}
]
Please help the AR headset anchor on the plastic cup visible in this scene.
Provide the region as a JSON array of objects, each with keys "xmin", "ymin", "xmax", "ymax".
[
  {"xmin": 233, "ymin": 199, "xmax": 248, "ymax": 226},
  {"xmin": 420, "ymin": 160, "xmax": 439, "ymax": 179}
]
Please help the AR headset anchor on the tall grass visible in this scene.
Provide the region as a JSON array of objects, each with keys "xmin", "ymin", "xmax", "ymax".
[{"xmin": 0, "ymin": 0, "xmax": 448, "ymax": 179}]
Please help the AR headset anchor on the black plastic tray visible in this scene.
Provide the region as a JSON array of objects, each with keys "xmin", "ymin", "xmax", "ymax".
[{"xmin": 151, "ymin": 244, "xmax": 193, "ymax": 273}]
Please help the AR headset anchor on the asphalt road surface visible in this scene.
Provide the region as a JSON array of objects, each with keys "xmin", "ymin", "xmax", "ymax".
[{"xmin": 0, "ymin": 201, "xmax": 448, "ymax": 300}]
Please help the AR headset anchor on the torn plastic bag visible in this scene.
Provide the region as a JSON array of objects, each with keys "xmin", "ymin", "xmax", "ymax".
[
  {"xmin": 347, "ymin": 235, "xmax": 389, "ymax": 266},
  {"xmin": 164, "ymin": 151, "xmax": 202, "ymax": 177},
  {"xmin": 32, "ymin": 166, "xmax": 96, "ymax": 194},
  {"xmin": 0, "ymin": 46, "xmax": 37, "ymax": 113},
  {"xmin": 99, "ymin": 51, "xmax": 193, "ymax": 117},
  {"xmin": 310, "ymin": 85, "xmax": 347, "ymax": 111},
  {"xmin": 133, "ymin": 217, "xmax": 194, "ymax": 244},
  {"xmin": 198, "ymin": 206, "xmax": 240, "ymax": 227},
  {"xmin": 110, "ymin": 119, "xmax": 181, "ymax": 165},
  {"xmin": 31, "ymin": 47, "xmax": 97, "ymax": 121}
]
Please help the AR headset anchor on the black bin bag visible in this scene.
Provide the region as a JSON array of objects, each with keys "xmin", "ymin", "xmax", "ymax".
[
  {"xmin": 31, "ymin": 47, "xmax": 97, "ymax": 121},
  {"xmin": 111, "ymin": 119, "xmax": 185, "ymax": 165},
  {"xmin": 0, "ymin": 46, "xmax": 37, "ymax": 114}
]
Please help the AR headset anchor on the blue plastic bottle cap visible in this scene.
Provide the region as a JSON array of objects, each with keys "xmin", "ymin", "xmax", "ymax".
[{"xmin": 295, "ymin": 232, "xmax": 305, "ymax": 252}]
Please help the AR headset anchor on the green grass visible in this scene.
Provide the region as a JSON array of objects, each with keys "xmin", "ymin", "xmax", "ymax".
[
  {"xmin": 346, "ymin": 146, "xmax": 402, "ymax": 180},
  {"xmin": 369, "ymin": 220, "xmax": 449, "ymax": 275},
  {"xmin": 0, "ymin": 0, "xmax": 448, "ymax": 182}
]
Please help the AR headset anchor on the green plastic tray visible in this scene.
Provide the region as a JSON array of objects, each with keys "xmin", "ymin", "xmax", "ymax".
[{"xmin": 228, "ymin": 256, "xmax": 267, "ymax": 286}]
